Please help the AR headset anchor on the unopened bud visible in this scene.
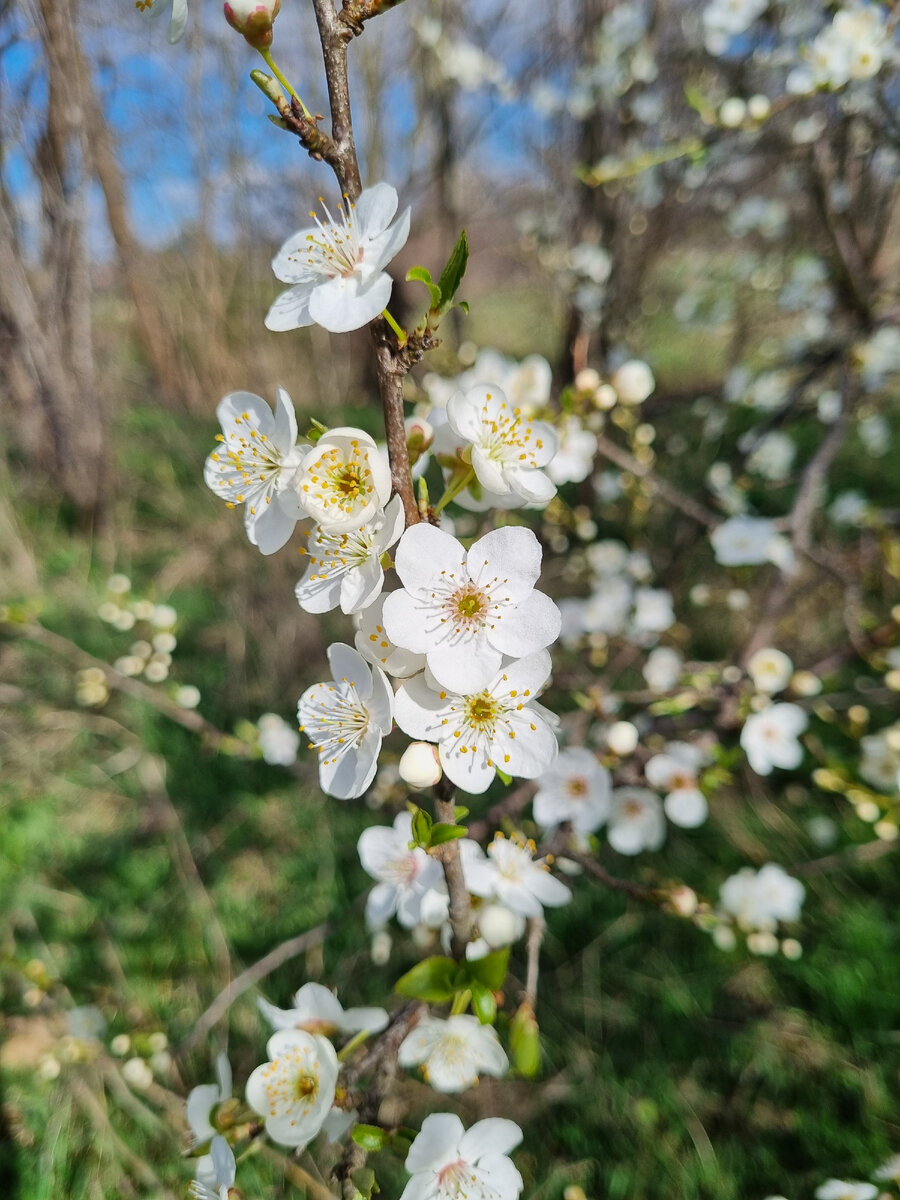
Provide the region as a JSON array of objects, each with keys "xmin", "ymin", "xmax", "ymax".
[
  {"xmin": 611, "ymin": 359, "xmax": 655, "ymax": 405},
  {"xmin": 224, "ymin": 0, "xmax": 281, "ymax": 49},
  {"xmin": 478, "ymin": 903, "xmax": 525, "ymax": 949},
  {"xmin": 606, "ymin": 719, "xmax": 639, "ymax": 756},
  {"xmin": 406, "ymin": 418, "xmax": 434, "ymax": 465},
  {"xmin": 509, "ymin": 1002, "xmax": 541, "ymax": 1078},
  {"xmin": 398, "ymin": 741, "xmax": 442, "ymax": 789},
  {"xmin": 574, "ymin": 368, "xmax": 601, "ymax": 394},
  {"xmin": 668, "ymin": 885, "xmax": 698, "ymax": 918}
]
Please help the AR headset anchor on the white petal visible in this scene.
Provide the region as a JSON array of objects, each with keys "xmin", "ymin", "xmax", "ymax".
[
  {"xmin": 327, "ymin": 643, "xmax": 374, "ymax": 701},
  {"xmin": 664, "ymin": 788, "xmax": 708, "ymax": 828},
  {"xmin": 488, "ymin": 589, "xmax": 561, "ymax": 660},
  {"xmin": 471, "ymin": 445, "xmax": 511, "ymax": 494},
  {"xmin": 526, "ymin": 868, "xmax": 572, "ymax": 908},
  {"xmin": 320, "ymin": 727, "xmax": 381, "ymax": 799},
  {"xmin": 340, "ymin": 558, "xmax": 384, "ymax": 615},
  {"xmin": 271, "ymin": 226, "xmax": 322, "ymax": 283},
  {"xmin": 405, "ymin": 1113, "xmax": 464, "ymax": 1174},
  {"xmin": 249, "ymin": 498, "xmax": 297, "ymax": 555},
  {"xmin": 394, "ymin": 674, "xmax": 452, "ymax": 741},
  {"xmin": 354, "ymin": 182, "xmax": 400, "ymax": 238},
  {"xmin": 365, "ymin": 881, "xmax": 399, "ymax": 927},
  {"xmin": 458, "ymin": 1118, "xmax": 523, "ymax": 1161},
  {"xmin": 399, "ymin": 1174, "xmax": 440, "ymax": 1200},
  {"xmin": 446, "ymin": 389, "xmax": 487, "ymax": 444},
  {"xmin": 265, "ymin": 284, "xmax": 315, "ymax": 331},
  {"xmin": 393, "ymin": 523, "xmax": 468, "ymax": 594},
  {"xmin": 274, "ymin": 386, "xmax": 299, "ymax": 451},
  {"xmin": 427, "ymin": 636, "xmax": 500, "ymax": 694},
  {"xmin": 467, "ymin": 526, "xmax": 542, "ymax": 601},
  {"xmin": 186, "ymin": 1083, "xmax": 219, "ymax": 1143},
  {"xmin": 368, "ymin": 664, "xmax": 395, "ymax": 735},
  {"xmin": 308, "ymin": 272, "xmax": 393, "ymax": 333},
  {"xmin": 505, "ymin": 464, "xmax": 557, "ymax": 504},
  {"xmin": 296, "ymin": 566, "xmax": 344, "ymax": 614},
  {"xmin": 216, "ymin": 390, "xmax": 276, "ymax": 436},
  {"xmin": 167, "ymin": 0, "xmax": 189, "ymax": 42},
  {"xmin": 340, "ymin": 1005, "xmax": 390, "ymax": 1034},
  {"xmin": 366, "ymin": 206, "xmax": 411, "ymax": 271},
  {"xmin": 439, "ymin": 739, "xmax": 496, "ymax": 794}
]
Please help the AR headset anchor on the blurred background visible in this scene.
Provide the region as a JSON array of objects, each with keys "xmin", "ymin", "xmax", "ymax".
[{"xmin": 1, "ymin": 0, "xmax": 898, "ymax": 1196}]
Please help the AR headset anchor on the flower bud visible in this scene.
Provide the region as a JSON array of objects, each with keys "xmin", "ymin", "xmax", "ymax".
[
  {"xmin": 224, "ymin": 0, "xmax": 281, "ymax": 49},
  {"xmin": 606, "ymin": 720, "xmax": 639, "ymax": 756},
  {"xmin": 478, "ymin": 903, "xmax": 525, "ymax": 949},
  {"xmin": 611, "ymin": 359, "xmax": 655, "ymax": 405},
  {"xmin": 405, "ymin": 418, "xmax": 434, "ymax": 465},
  {"xmin": 398, "ymin": 741, "xmax": 442, "ymax": 789}
]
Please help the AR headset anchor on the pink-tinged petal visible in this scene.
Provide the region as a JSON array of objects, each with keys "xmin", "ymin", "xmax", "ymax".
[
  {"xmin": 664, "ymin": 787, "xmax": 708, "ymax": 828},
  {"xmin": 466, "ymin": 526, "xmax": 542, "ymax": 599},
  {"xmin": 248, "ymin": 496, "xmax": 297, "ymax": 555},
  {"xmin": 427, "ymin": 637, "xmax": 500, "ymax": 694},
  {"xmin": 353, "ymin": 182, "xmax": 399, "ymax": 238},
  {"xmin": 273, "ymin": 386, "xmax": 298, "ymax": 451},
  {"xmin": 366, "ymin": 206, "xmax": 411, "ymax": 271},
  {"xmin": 505, "ymin": 464, "xmax": 557, "ymax": 504},
  {"xmin": 393, "ymin": 523, "xmax": 468, "ymax": 594},
  {"xmin": 399, "ymin": 1174, "xmax": 440, "ymax": 1200},
  {"xmin": 265, "ymin": 284, "xmax": 315, "ymax": 331},
  {"xmin": 471, "ymin": 445, "xmax": 511, "ymax": 495},
  {"xmin": 458, "ymin": 1118, "xmax": 523, "ymax": 1162},
  {"xmin": 439, "ymin": 739, "xmax": 496, "ymax": 794},
  {"xmin": 327, "ymin": 643, "xmax": 374, "ymax": 700},
  {"xmin": 308, "ymin": 272, "xmax": 393, "ymax": 333},
  {"xmin": 393, "ymin": 674, "xmax": 450, "ymax": 741},
  {"xmin": 488, "ymin": 589, "xmax": 561, "ymax": 659},
  {"xmin": 295, "ymin": 566, "xmax": 344, "ymax": 614},
  {"xmin": 405, "ymin": 1113, "xmax": 465, "ymax": 1174}
]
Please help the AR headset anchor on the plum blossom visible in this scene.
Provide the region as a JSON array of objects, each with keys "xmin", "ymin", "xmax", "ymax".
[
  {"xmin": 720, "ymin": 864, "xmax": 805, "ymax": 932},
  {"xmin": 138, "ymin": 0, "xmax": 189, "ymax": 43},
  {"xmin": 383, "ymin": 524, "xmax": 560, "ymax": 693},
  {"xmin": 393, "ymin": 653, "xmax": 558, "ymax": 794},
  {"xmin": 398, "ymin": 1015, "xmax": 508, "ymax": 1093},
  {"xmin": 295, "ymin": 495, "xmax": 405, "ymax": 614},
  {"xmin": 740, "ymin": 703, "xmax": 808, "ymax": 775},
  {"xmin": 611, "ymin": 359, "xmax": 655, "ymax": 405},
  {"xmin": 464, "ymin": 832, "xmax": 572, "ymax": 917},
  {"xmin": 446, "ymin": 384, "xmax": 558, "ymax": 505},
  {"xmin": 357, "ymin": 811, "xmax": 444, "ymax": 929},
  {"xmin": 186, "ymin": 1054, "xmax": 232, "ymax": 1147},
  {"xmin": 643, "ymin": 646, "xmax": 683, "ymax": 692},
  {"xmin": 711, "ymin": 516, "xmax": 793, "ymax": 569},
  {"xmin": 873, "ymin": 1156, "xmax": 900, "ymax": 1183},
  {"xmin": 257, "ymin": 712, "xmax": 300, "ymax": 766},
  {"xmin": 814, "ymin": 1186, "xmax": 877, "ymax": 1200},
  {"xmin": 859, "ymin": 725, "xmax": 900, "ymax": 792},
  {"xmin": 203, "ymin": 388, "xmax": 305, "ymax": 554},
  {"xmin": 746, "ymin": 647, "xmax": 794, "ymax": 694},
  {"xmin": 546, "ymin": 416, "xmax": 597, "ymax": 485},
  {"xmin": 532, "ymin": 747, "xmax": 612, "ymax": 833},
  {"xmin": 292, "ymin": 427, "xmax": 391, "ymax": 533},
  {"xmin": 645, "ymin": 742, "xmax": 708, "ymax": 828},
  {"xmin": 266, "ymin": 183, "xmax": 410, "ymax": 333},
  {"xmin": 190, "ymin": 1136, "xmax": 235, "ymax": 1200},
  {"xmin": 354, "ymin": 595, "xmax": 427, "ymax": 678},
  {"xmin": 401, "ymin": 1113, "xmax": 523, "ymax": 1200},
  {"xmin": 245, "ymin": 1030, "xmax": 338, "ymax": 1148},
  {"xmin": 297, "ymin": 643, "xmax": 394, "ymax": 799},
  {"xmin": 702, "ymin": 0, "xmax": 767, "ymax": 54},
  {"xmin": 803, "ymin": 6, "xmax": 888, "ymax": 91},
  {"xmin": 607, "ymin": 787, "xmax": 666, "ymax": 855},
  {"xmin": 258, "ymin": 982, "xmax": 389, "ymax": 1037}
]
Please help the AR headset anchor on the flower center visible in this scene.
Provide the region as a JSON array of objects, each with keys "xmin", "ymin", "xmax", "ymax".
[
  {"xmin": 622, "ymin": 800, "xmax": 644, "ymax": 818},
  {"xmin": 294, "ymin": 197, "xmax": 364, "ymax": 279},
  {"xmin": 331, "ymin": 462, "xmax": 367, "ymax": 499},
  {"xmin": 566, "ymin": 776, "xmax": 588, "ymax": 797},
  {"xmin": 436, "ymin": 1159, "xmax": 470, "ymax": 1193},
  {"xmin": 452, "ymin": 584, "xmax": 488, "ymax": 624},
  {"xmin": 465, "ymin": 693, "xmax": 500, "ymax": 729}
]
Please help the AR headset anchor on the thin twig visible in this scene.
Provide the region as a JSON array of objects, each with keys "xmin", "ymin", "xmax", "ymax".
[
  {"xmin": 523, "ymin": 915, "xmax": 545, "ymax": 1010},
  {"xmin": 567, "ymin": 851, "xmax": 664, "ymax": 903},
  {"xmin": 594, "ymin": 434, "xmax": 718, "ymax": 528},
  {"xmin": 792, "ymin": 837, "xmax": 897, "ymax": 877}
]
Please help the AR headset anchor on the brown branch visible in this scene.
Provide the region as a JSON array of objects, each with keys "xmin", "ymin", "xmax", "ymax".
[
  {"xmin": 567, "ymin": 851, "xmax": 664, "ymax": 904},
  {"xmin": 594, "ymin": 434, "xmax": 718, "ymax": 528},
  {"xmin": 791, "ymin": 837, "xmax": 898, "ymax": 878},
  {"xmin": 433, "ymin": 775, "xmax": 473, "ymax": 958},
  {"xmin": 178, "ymin": 918, "xmax": 335, "ymax": 1053},
  {"xmin": 468, "ymin": 782, "xmax": 537, "ymax": 842},
  {"xmin": 337, "ymin": 0, "xmax": 406, "ymax": 38},
  {"xmin": 523, "ymin": 915, "xmax": 545, "ymax": 1010}
]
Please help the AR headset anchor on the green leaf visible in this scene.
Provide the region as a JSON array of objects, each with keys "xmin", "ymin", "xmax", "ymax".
[
  {"xmin": 510, "ymin": 1002, "xmax": 541, "ymax": 1077},
  {"xmin": 464, "ymin": 947, "xmax": 510, "ymax": 992},
  {"xmin": 351, "ymin": 1167, "xmax": 380, "ymax": 1199},
  {"xmin": 352, "ymin": 1125, "xmax": 387, "ymax": 1152},
  {"xmin": 428, "ymin": 822, "xmax": 468, "ymax": 847},
  {"xmin": 406, "ymin": 265, "xmax": 442, "ymax": 309},
  {"xmin": 394, "ymin": 956, "xmax": 457, "ymax": 1002},
  {"xmin": 470, "ymin": 982, "xmax": 497, "ymax": 1025},
  {"xmin": 454, "ymin": 805, "xmax": 470, "ymax": 821},
  {"xmin": 496, "ymin": 768, "xmax": 513, "ymax": 786},
  {"xmin": 409, "ymin": 804, "xmax": 432, "ymax": 849},
  {"xmin": 437, "ymin": 229, "xmax": 469, "ymax": 308}
]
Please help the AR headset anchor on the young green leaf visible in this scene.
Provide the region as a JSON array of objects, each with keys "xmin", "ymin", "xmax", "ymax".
[
  {"xmin": 352, "ymin": 1125, "xmax": 387, "ymax": 1152},
  {"xmin": 428, "ymin": 822, "xmax": 468, "ymax": 847},
  {"xmin": 406, "ymin": 265, "xmax": 442, "ymax": 310},
  {"xmin": 464, "ymin": 946, "xmax": 510, "ymax": 992},
  {"xmin": 437, "ymin": 229, "xmax": 469, "ymax": 308},
  {"xmin": 470, "ymin": 981, "xmax": 497, "ymax": 1025},
  {"xmin": 394, "ymin": 956, "xmax": 457, "ymax": 1002}
]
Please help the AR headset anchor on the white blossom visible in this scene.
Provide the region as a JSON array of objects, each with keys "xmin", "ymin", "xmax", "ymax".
[
  {"xmin": 859, "ymin": 725, "xmax": 900, "ymax": 792},
  {"xmin": 295, "ymin": 494, "xmax": 404, "ymax": 615},
  {"xmin": 258, "ymin": 982, "xmax": 388, "ymax": 1037},
  {"xmin": 546, "ymin": 416, "xmax": 597, "ymax": 485},
  {"xmin": 446, "ymin": 383, "xmax": 558, "ymax": 505},
  {"xmin": 266, "ymin": 183, "xmax": 410, "ymax": 333},
  {"xmin": 643, "ymin": 646, "xmax": 683, "ymax": 692},
  {"xmin": 814, "ymin": 1183, "xmax": 877, "ymax": 1200},
  {"xmin": 401, "ymin": 1113, "xmax": 523, "ymax": 1200},
  {"xmin": 720, "ymin": 863, "xmax": 805, "ymax": 932},
  {"xmin": 740, "ymin": 703, "xmax": 808, "ymax": 775},
  {"xmin": 398, "ymin": 1015, "xmax": 508, "ymax": 1093},
  {"xmin": 393, "ymin": 653, "xmax": 558, "ymax": 794},
  {"xmin": 297, "ymin": 643, "xmax": 394, "ymax": 799},
  {"xmin": 357, "ymin": 811, "xmax": 444, "ymax": 929},
  {"xmin": 139, "ymin": 0, "xmax": 189, "ymax": 43},
  {"xmin": 464, "ymin": 832, "xmax": 571, "ymax": 917},
  {"xmin": 190, "ymin": 1136, "xmax": 235, "ymax": 1200},
  {"xmin": 292, "ymin": 427, "xmax": 391, "ymax": 533},
  {"xmin": 245, "ymin": 1030, "xmax": 338, "ymax": 1148},
  {"xmin": 532, "ymin": 747, "xmax": 612, "ymax": 833},
  {"xmin": 607, "ymin": 787, "xmax": 666, "ymax": 855},
  {"xmin": 645, "ymin": 742, "xmax": 708, "ymax": 828},
  {"xmin": 383, "ymin": 523, "xmax": 560, "ymax": 694},
  {"xmin": 257, "ymin": 712, "xmax": 300, "ymax": 766},
  {"xmin": 746, "ymin": 648, "xmax": 794, "ymax": 694},
  {"xmin": 611, "ymin": 359, "xmax": 655, "ymax": 405},
  {"xmin": 203, "ymin": 388, "xmax": 304, "ymax": 554},
  {"xmin": 710, "ymin": 516, "xmax": 792, "ymax": 569},
  {"xmin": 186, "ymin": 1054, "xmax": 232, "ymax": 1146},
  {"xmin": 873, "ymin": 1156, "xmax": 900, "ymax": 1183}
]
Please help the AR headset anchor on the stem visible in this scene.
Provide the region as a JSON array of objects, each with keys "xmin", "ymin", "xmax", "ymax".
[
  {"xmin": 337, "ymin": 1028, "xmax": 371, "ymax": 1061},
  {"xmin": 381, "ymin": 307, "xmax": 407, "ymax": 346},
  {"xmin": 434, "ymin": 465, "xmax": 474, "ymax": 514},
  {"xmin": 259, "ymin": 48, "xmax": 311, "ymax": 117}
]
